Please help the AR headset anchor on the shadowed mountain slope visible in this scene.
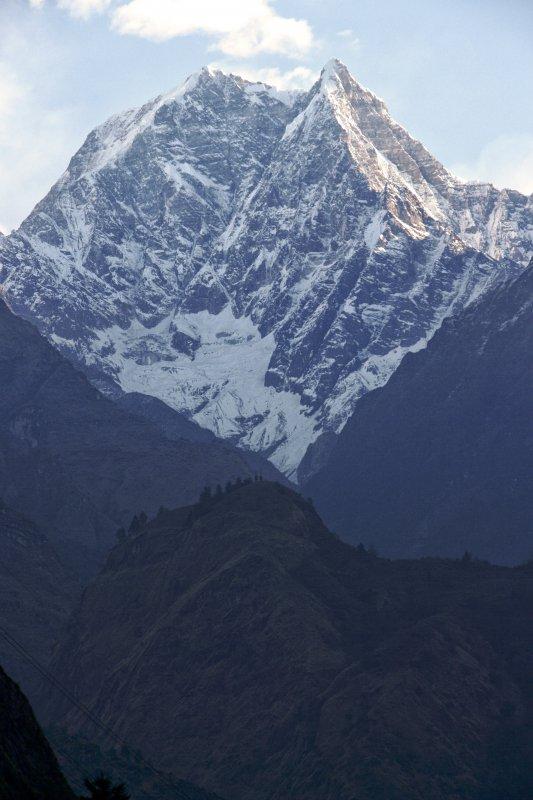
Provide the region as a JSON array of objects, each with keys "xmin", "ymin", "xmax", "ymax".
[
  {"xmin": 307, "ymin": 264, "xmax": 533, "ymax": 564},
  {"xmin": 47, "ymin": 728, "xmax": 228, "ymax": 800},
  {"xmin": 44, "ymin": 482, "xmax": 532, "ymax": 800},
  {"xmin": 0, "ymin": 503, "xmax": 74, "ymax": 702},
  {"xmin": 0, "ymin": 298, "xmax": 282, "ymax": 577}
]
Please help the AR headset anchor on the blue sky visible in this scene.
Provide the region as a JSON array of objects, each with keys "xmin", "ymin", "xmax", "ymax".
[{"xmin": 0, "ymin": 0, "xmax": 532, "ymax": 233}]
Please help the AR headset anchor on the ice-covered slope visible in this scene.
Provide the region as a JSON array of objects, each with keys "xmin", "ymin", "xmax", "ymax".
[{"xmin": 1, "ymin": 60, "xmax": 531, "ymax": 476}]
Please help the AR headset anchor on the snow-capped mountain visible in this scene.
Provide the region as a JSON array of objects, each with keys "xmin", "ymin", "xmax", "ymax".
[{"xmin": 1, "ymin": 59, "xmax": 531, "ymax": 476}]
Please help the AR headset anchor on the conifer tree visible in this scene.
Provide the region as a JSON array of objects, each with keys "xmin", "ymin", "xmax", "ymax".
[
  {"xmin": 199, "ymin": 485, "xmax": 212, "ymax": 504},
  {"xmin": 80, "ymin": 773, "xmax": 130, "ymax": 799},
  {"xmin": 128, "ymin": 515, "xmax": 140, "ymax": 534}
]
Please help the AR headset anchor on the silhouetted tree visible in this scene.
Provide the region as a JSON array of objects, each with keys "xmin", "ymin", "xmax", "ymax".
[
  {"xmin": 462, "ymin": 550, "xmax": 473, "ymax": 563},
  {"xmin": 128, "ymin": 515, "xmax": 140, "ymax": 534},
  {"xmin": 215, "ymin": 484, "xmax": 223, "ymax": 497},
  {"xmin": 199, "ymin": 485, "xmax": 212, "ymax": 504},
  {"xmin": 138, "ymin": 511, "xmax": 148, "ymax": 527},
  {"xmin": 80, "ymin": 773, "xmax": 130, "ymax": 799},
  {"xmin": 116, "ymin": 527, "xmax": 126, "ymax": 543},
  {"xmin": 225, "ymin": 480, "xmax": 233, "ymax": 493}
]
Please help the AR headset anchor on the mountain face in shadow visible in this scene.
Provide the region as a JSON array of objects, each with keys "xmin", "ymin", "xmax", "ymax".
[
  {"xmin": 43, "ymin": 482, "xmax": 532, "ymax": 800},
  {"xmin": 306, "ymin": 264, "xmax": 533, "ymax": 565},
  {"xmin": 0, "ymin": 299, "xmax": 282, "ymax": 577},
  {"xmin": 0, "ymin": 665, "xmax": 74, "ymax": 800},
  {"xmin": 47, "ymin": 727, "xmax": 228, "ymax": 800},
  {"xmin": 0, "ymin": 502, "xmax": 74, "ymax": 702}
]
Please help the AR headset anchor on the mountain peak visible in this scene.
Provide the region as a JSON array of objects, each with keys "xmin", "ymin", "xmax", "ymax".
[
  {"xmin": 321, "ymin": 57, "xmax": 352, "ymax": 82},
  {"xmin": 318, "ymin": 57, "xmax": 356, "ymax": 96},
  {"xmin": 1, "ymin": 56, "xmax": 530, "ymax": 479},
  {"xmin": 317, "ymin": 57, "xmax": 384, "ymax": 111}
]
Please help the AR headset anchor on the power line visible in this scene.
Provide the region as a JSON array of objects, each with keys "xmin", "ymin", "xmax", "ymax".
[{"xmin": 0, "ymin": 625, "xmax": 199, "ymax": 799}]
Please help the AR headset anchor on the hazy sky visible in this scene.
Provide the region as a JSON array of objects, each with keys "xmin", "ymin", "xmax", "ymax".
[{"xmin": 1, "ymin": 0, "xmax": 532, "ymax": 233}]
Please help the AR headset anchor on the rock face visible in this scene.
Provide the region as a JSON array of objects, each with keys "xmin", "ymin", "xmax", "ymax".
[
  {"xmin": 0, "ymin": 298, "xmax": 281, "ymax": 577},
  {"xmin": 0, "ymin": 665, "xmax": 74, "ymax": 800},
  {"xmin": 1, "ymin": 60, "xmax": 530, "ymax": 476},
  {"xmin": 306, "ymin": 264, "xmax": 533, "ymax": 565},
  {"xmin": 44, "ymin": 482, "xmax": 532, "ymax": 800},
  {"xmin": 0, "ymin": 503, "xmax": 74, "ymax": 702}
]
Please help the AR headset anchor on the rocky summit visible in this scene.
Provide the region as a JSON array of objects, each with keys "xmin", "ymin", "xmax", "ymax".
[{"xmin": 0, "ymin": 59, "xmax": 531, "ymax": 476}]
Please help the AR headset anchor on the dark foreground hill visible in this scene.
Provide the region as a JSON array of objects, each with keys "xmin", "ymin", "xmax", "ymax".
[
  {"xmin": 0, "ymin": 298, "xmax": 281, "ymax": 576},
  {"xmin": 0, "ymin": 665, "xmax": 74, "ymax": 800},
  {"xmin": 43, "ymin": 482, "xmax": 532, "ymax": 800},
  {"xmin": 306, "ymin": 264, "xmax": 533, "ymax": 565}
]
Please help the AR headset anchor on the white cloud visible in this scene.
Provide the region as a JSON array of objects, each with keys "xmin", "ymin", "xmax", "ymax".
[
  {"xmin": 209, "ymin": 62, "xmax": 317, "ymax": 91},
  {"xmin": 57, "ymin": 0, "xmax": 112, "ymax": 18},
  {"xmin": 0, "ymin": 26, "xmax": 81, "ymax": 233},
  {"xmin": 29, "ymin": 0, "xmax": 315, "ymax": 58},
  {"xmin": 452, "ymin": 135, "xmax": 533, "ymax": 195},
  {"xmin": 336, "ymin": 28, "xmax": 360, "ymax": 48},
  {"xmin": 0, "ymin": 72, "xmax": 76, "ymax": 232},
  {"xmin": 28, "ymin": 0, "xmax": 111, "ymax": 14},
  {"xmin": 0, "ymin": 67, "xmax": 26, "ymax": 127},
  {"xmin": 111, "ymin": 0, "xmax": 314, "ymax": 58}
]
